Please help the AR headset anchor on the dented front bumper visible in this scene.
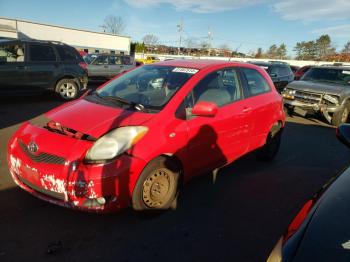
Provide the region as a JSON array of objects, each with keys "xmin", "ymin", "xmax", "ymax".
[
  {"xmin": 7, "ymin": 123, "xmax": 147, "ymax": 213},
  {"xmin": 283, "ymin": 98, "xmax": 344, "ymax": 123}
]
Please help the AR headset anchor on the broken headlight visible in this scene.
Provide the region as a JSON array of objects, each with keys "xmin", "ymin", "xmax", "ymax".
[
  {"xmin": 323, "ymin": 94, "xmax": 339, "ymax": 105},
  {"xmin": 85, "ymin": 126, "xmax": 148, "ymax": 162}
]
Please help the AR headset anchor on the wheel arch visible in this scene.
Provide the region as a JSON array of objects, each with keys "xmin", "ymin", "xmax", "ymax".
[{"xmin": 54, "ymin": 75, "xmax": 80, "ymax": 92}]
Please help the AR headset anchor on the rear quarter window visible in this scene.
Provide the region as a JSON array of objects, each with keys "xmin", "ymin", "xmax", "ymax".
[
  {"xmin": 56, "ymin": 46, "xmax": 81, "ymax": 62},
  {"xmin": 241, "ymin": 68, "xmax": 271, "ymax": 96}
]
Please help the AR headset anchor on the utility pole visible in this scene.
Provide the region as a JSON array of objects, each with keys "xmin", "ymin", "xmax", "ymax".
[
  {"xmin": 208, "ymin": 27, "xmax": 213, "ymax": 56},
  {"xmin": 177, "ymin": 18, "xmax": 183, "ymax": 55}
]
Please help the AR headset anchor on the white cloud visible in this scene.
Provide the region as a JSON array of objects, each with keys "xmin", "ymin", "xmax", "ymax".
[
  {"xmin": 272, "ymin": 0, "xmax": 350, "ymax": 21},
  {"xmin": 124, "ymin": 0, "xmax": 350, "ymax": 23},
  {"xmin": 312, "ymin": 24, "xmax": 350, "ymax": 38},
  {"xmin": 123, "ymin": 0, "xmax": 264, "ymax": 13}
]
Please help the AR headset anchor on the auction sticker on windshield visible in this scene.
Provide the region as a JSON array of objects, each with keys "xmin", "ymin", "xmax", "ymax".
[{"xmin": 172, "ymin": 68, "xmax": 199, "ymax": 74}]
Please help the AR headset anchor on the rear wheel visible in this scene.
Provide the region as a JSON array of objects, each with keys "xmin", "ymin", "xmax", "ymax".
[
  {"xmin": 132, "ymin": 157, "xmax": 180, "ymax": 211},
  {"xmin": 331, "ymin": 102, "xmax": 350, "ymax": 126},
  {"xmin": 256, "ymin": 127, "xmax": 283, "ymax": 161},
  {"xmin": 56, "ymin": 79, "xmax": 79, "ymax": 100}
]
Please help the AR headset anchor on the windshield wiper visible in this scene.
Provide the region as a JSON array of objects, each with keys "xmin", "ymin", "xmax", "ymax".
[{"xmin": 102, "ymin": 95, "xmax": 147, "ymax": 112}]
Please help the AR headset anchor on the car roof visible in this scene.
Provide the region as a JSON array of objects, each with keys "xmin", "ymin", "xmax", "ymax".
[
  {"xmin": 0, "ymin": 38, "xmax": 69, "ymax": 47},
  {"xmin": 154, "ymin": 59, "xmax": 250, "ymax": 70},
  {"xmin": 313, "ymin": 66, "xmax": 350, "ymax": 70}
]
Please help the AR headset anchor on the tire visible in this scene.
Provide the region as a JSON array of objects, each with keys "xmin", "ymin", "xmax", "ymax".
[
  {"xmin": 56, "ymin": 79, "xmax": 79, "ymax": 100},
  {"xmin": 132, "ymin": 157, "xmax": 180, "ymax": 211},
  {"xmin": 256, "ymin": 128, "xmax": 283, "ymax": 161},
  {"xmin": 331, "ymin": 102, "xmax": 350, "ymax": 126},
  {"xmin": 283, "ymin": 106, "xmax": 293, "ymax": 117}
]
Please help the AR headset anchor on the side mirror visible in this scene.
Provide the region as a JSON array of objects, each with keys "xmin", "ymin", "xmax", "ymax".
[
  {"xmin": 336, "ymin": 124, "xmax": 350, "ymax": 148},
  {"xmin": 192, "ymin": 101, "xmax": 218, "ymax": 117}
]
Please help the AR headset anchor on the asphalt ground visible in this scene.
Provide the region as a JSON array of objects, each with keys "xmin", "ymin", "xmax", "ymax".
[{"xmin": 0, "ymin": 86, "xmax": 349, "ymax": 261}]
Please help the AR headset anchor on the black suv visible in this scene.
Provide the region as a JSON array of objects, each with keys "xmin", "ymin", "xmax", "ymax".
[
  {"xmin": 248, "ymin": 61, "xmax": 294, "ymax": 92},
  {"xmin": 0, "ymin": 39, "xmax": 88, "ymax": 100}
]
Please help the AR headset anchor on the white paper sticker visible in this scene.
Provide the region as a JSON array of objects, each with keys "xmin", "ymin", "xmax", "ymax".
[
  {"xmin": 172, "ymin": 67, "xmax": 199, "ymax": 74},
  {"xmin": 342, "ymin": 70, "xmax": 350, "ymax": 75}
]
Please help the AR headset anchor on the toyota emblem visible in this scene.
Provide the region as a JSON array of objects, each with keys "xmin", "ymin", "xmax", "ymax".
[{"xmin": 28, "ymin": 142, "xmax": 39, "ymax": 153}]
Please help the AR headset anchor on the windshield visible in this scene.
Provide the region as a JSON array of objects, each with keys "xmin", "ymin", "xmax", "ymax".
[
  {"xmin": 94, "ymin": 65, "xmax": 197, "ymax": 109},
  {"xmin": 302, "ymin": 68, "xmax": 350, "ymax": 85}
]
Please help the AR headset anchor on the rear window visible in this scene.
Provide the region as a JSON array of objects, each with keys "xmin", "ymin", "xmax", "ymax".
[
  {"xmin": 29, "ymin": 45, "xmax": 56, "ymax": 62},
  {"xmin": 241, "ymin": 68, "xmax": 271, "ymax": 96},
  {"xmin": 56, "ymin": 46, "xmax": 81, "ymax": 62}
]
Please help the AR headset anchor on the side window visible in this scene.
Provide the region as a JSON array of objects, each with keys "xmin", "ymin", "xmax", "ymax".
[
  {"xmin": 92, "ymin": 55, "xmax": 108, "ymax": 65},
  {"xmin": 241, "ymin": 68, "xmax": 271, "ymax": 96},
  {"xmin": 122, "ymin": 56, "xmax": 132, "ymax": 65},
  {"xmin": 0, "ymin": 44, "xmax": 25, "ymax": 63},
  {"xmin": 29, "ymin": 45, "xmax": 56, "ymax": 62},
  {"xmin": 190, "ymin": 68, "xmax": 242, "ymax": 107},
  {"xmin": 56, "ymin": 46, "xmax": 80, "ymax": 62},
  {"xmin": 109, "ymin": 56, "xmax": 122, "ymax": 65}
]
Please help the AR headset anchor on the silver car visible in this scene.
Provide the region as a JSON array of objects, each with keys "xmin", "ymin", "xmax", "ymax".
[{"xmin": 86, "ymin": 54, "xmax": 135, "ymax": 80}]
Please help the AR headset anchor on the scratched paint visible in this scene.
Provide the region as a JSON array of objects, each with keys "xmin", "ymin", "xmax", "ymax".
[
  {"xmin": 10, "ymin": 154, "xmax": 21, "ymax": 175},
  {"xmin": 40, "ymin": 174, "xmax": 67, "ymax": 195}
]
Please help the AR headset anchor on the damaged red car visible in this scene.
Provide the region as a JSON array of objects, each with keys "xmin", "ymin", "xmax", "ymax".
[{"xmin": 8, "ymin": 60, "xmax": 285, "ymax": 213}]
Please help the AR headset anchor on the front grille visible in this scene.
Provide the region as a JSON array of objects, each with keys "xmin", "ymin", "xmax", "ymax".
[
  {"xmin": 18, "ymin": 140, "xmax": 65, "ymax": 165},
  {"xmin": 294, "ymin": 90, "xmax": 322, "ymax": 104},
  {"xmin": 18, "ymin": 175, "xmax": 65, "ymax": 200}
]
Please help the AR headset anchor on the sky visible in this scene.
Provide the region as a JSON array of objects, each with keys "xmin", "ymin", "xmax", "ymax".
[{"xmin": 1, "ymin": 0, "xmax": 350, "ymax": 55}]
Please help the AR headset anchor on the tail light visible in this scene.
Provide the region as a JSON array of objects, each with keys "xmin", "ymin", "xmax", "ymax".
[{"xmin": 79, "ymin": 62, "xmax": 88, "ymax": 72}]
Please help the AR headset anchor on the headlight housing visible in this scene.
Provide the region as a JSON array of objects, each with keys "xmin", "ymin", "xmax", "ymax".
[
  {"xmin": 85, "ymin": 126, "xmax": 148, "ymax": 162},
  {"xmin": 323, "ymin": 94, "xmax": 339, "ymax": 105}
]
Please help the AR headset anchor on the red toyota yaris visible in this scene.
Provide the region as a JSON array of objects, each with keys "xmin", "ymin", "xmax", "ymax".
[{"xmin": 8, "ymin": 60, "xmax": 285, "ymax": 213}]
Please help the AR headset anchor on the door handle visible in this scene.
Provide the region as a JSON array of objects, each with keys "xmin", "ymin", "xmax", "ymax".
[
  {"xmin": 104, "ymin": 65, "xmax": 108, "ymax": 68},
  {"xmin": 16, "ymin": 66, "xmax": 26, "ymax": 70},
  {"xmin": 242, "ymin": 107, "xmax": 252, "ymax": 113}
]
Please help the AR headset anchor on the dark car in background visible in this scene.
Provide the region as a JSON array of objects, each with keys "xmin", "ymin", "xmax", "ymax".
[
  {"xmin": 0, "ymin": 39, "xmax": 88, "ymax": 100},
  {"xmin": 283, "ymin": 66, "xmax": 350, "ymax": 126},
  {"xmin": 86, "ymin": 53, "xmax": 135, "ymax": 81},
  {"xmin": 294, "ymin": 65, "xmax": 312, "ymax": 80},
  {"xmin": 268, "ymin": 124, "xmax": 350, "ymax": 262},
  {"xmin": 248, "ymin": 61, "xmax": 294, "ymax": 92}
]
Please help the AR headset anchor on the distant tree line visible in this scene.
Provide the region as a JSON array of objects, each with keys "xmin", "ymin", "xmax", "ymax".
[{"xmin": 254, "ymin": 35, "xmax": 350, "ymax": 62}]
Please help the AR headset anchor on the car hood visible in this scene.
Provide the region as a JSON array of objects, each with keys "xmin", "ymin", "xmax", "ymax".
[
  {"xmin": 45, "ymin": 99, "xmax": 154, "ymax": 138},
  {"xmin": 287, "ymin": 80, "xmax": 346, "ymax": 95},
  {"xmin": 289, "ymin": 166, "xmax": 350, "ymax": 261}
]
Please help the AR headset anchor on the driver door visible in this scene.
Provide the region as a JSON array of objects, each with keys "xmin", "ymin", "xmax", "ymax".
[{"xmin": 183, "ymin": 68, "xmax": 251, "ymax": 177}]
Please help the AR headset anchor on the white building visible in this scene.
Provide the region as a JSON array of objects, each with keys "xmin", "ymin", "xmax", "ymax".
[{"xmin": 0, "ymin": 17, "xmax": 131, "ymax": 54}]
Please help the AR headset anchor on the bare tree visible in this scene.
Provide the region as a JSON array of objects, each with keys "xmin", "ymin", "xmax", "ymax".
[
  {"xmin": 142, "ymin": 34, "xmax": 159, "ymax": 47},
  {"xmin": 185, "ymin": 37, "xmax": 199, "ymax": 49},
  {"xmin": 219, "ymin": 44, "xmax": 231, "ymax": 51},
  {"xmin": 103, "ymin": 15, "xmax": 125, "ymax": 35}
]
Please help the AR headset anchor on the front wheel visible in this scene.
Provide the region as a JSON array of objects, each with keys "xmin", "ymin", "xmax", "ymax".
[
  {"xmin": 132, "ymin": 157, "xmax": 180, "ymax": 211},
  {"xmin": 56, "ymin": 79, "xmax": 79, "ymax": 100},
  {"xmin": 331, "ymin": 103, "xmax": 350, "ymax": 126}
]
